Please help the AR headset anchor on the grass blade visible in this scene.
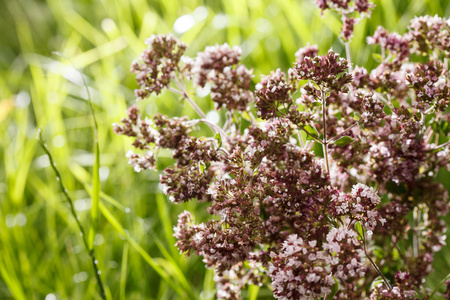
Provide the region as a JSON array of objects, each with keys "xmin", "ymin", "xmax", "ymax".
[
  {"xmin": 120, "ymin": 243, "xmax": 129, "ymax": 300},
  {"xmin": 99, "ymin": 202, "xmax": 195, "ymax": 299},
  {"xmin": 88, "ymin": 138, "xmax": 101, "ymax": 250}
]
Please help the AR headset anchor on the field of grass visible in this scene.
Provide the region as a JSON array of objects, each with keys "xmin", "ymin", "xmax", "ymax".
[{"xmin": 1, "ymin": 0, "xmax": 450, "ymax": 299}]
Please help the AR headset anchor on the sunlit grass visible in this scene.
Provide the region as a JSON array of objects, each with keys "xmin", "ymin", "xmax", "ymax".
[{"xmin": 1, "ymin": 0, "xmax": 450, "ymax": 298}]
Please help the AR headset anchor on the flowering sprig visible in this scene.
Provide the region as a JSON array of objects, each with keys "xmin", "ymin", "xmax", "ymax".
[
  {"xmin": 131, "ymin": 34, "xmax": 187, "ymax": 99},
  {"xmin": 115, "ymin": 0, "xmax": 450, "ymax": 298}
]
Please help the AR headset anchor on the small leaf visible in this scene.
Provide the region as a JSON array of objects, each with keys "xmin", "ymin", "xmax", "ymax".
[
  {"xmin": 373, "ymin": 245, "xmax": 387, "ymax": 259},
  {"xmin": 312, "ymin": 101, "xmax": 323, "ymax": 107},
  {"xmin": 442, "ymin": 122, "xmax": 449, "ymax": 134},
  {"xmin": 370, "ymin": 276, "xmax": 386, "ymax": 291},
  {"xmin": 334, "ymin": 136, "xmax": 355, "ymax": 146},
  {"xmin": 351, "ymin": 111, "xmax": 361, "ymax": 121},
  {"xmin": 355, "ymin": 221, "xmax": 364, "ymax": 239},
  {"xmin": 303, "ymin": 125, "xmax": 319, "ymax": 140},
  {"xmin": 214, "ymin": 132, "xmax": 222, "ymax": 148},
  {"xmin": 372, "ymin": 53, "xmax": 383, "ymax": 62},
  {"xmin": 199, "ymin": 161, "xmax": 206, "ymax": 173},
  {"xmin": 241, "ymin": 111, "xmax": 251, "ymax": 121},
  {"xmin": 383, "ymin": 105, "xmax": 392, "ymax": 115},
  {"xmin": 325, "ymin": 277, "xmax": 339, "ymax": 300}
]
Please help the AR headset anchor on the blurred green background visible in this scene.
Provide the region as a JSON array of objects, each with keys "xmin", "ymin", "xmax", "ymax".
[{"xmin": 1, "ymin": 0, "xmax": 450, "ymax": 299}]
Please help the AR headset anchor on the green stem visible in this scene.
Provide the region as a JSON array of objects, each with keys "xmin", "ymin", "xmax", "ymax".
[
  {"xmin": 321, "ymin": 90, "xmax": 330, "ymax": 175},
  {"xmin": 362, "ymin": 230, "xmax": 391, "ymax": 290},
  {"xmin": 429, "ymin": 272, "xmax": 450, "ymax": 299},
  {"xmin": 172, "ymin": 75, "xmax": 207, "ymax": 119},
  {"xmin": 329, "ymin": 122, "xmax": 359, "ymax": 143},
  {"xmin": 37, "ymin": 130, "xmax": 106, "ymax": 300}
]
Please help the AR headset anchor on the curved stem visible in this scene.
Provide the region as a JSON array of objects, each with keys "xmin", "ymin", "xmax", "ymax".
[
  {"xmin": 426, "ymin": 139, "xmax": 450, "ymax": 152},
  {"xmin": 297, "ymin": 124, "xmax": 324, "ymax": 145},
  {"xmin": 321, "ymin": 90, "xmax": 330, "ymax": 175},
  {"xmin": 362, "ymin": 229, "xmax": 391, "ymax": 290},
  {"xmin": 329, "ymin": 122, "xmax": 359, "ymax": 143},
  {"xmin": 37, "ymin": 129, "xmax": 106, "ymax": 300},
  {"xmin": 185, "ymin": 119, "xmax": 230, "ymax": 147},
  {"xmin": 429, "ymin": 272, "xmax": 450, "ymax": 299},
  {"xmin": 172, "ymin": 75, "xmax": 207, "ymax": 119}
]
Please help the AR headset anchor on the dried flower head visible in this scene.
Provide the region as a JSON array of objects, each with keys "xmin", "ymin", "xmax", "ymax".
[
  {"xmin": 408, "ymin": 15, "xmax": 450, "ymax": 57},
  {"xmin": 193, "ymin": 44, "xmax": 254, "ymax": 111},
  {"xmin": 294, "ymin": 50, "xmax": 352, "ymax": 93},
  {"xmin": 131, "ymin": 34, "xmax": 186, "ymax": 99}
]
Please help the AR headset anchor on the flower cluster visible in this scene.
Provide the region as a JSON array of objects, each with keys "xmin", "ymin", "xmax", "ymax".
[
  {"xmin": 116, "ymin": 1, "xmax": 450, "ymax": 298},
  {"xmin": 130, "ymin": 34, "xmax": 186, "ymax": 99},
  {"xmin": 270, "ymin": 228, "xmax": 365, "ymax": 299},
  {"xmin": 294, "ymin": 50, "xmax": 352, "ymax": 93},
  {"xmin": 193, "ymin": 44, "xmax": 254, "ymax": 111},
  {"xmin": 255, "ymin": 69, "xmax": 292, "ymax": 119},
  {"xmin": 294, "ymin": 44, "xmax": 319, "ymax": 63},
  {"xmin": 367, "ymin": 26, "xmax": 410, "ymax": 66},
  {"xmin": 315, "ymin": 0, "xmax": 373, "ymax": 15},
  {"xmin": 330, "ymin": 183, "xmax": 385, "ymax": 234},
  {"xmin": 315, "ymin": 0, "xmax": 374, "ymax": 40},
  {"xmin": 408, "ymin": 15, "xmax": 450, "ymax": 57},
  {"xmin": 406, "ymin": 60, "xmax": 450, "ymax": 111},
  {"xmin": 369, "ymin": 272, "xmax": 416, "ymax": 299},
  {"xmin": 269, "ymin": 234, "xmax": 336, "ymax": 299}
]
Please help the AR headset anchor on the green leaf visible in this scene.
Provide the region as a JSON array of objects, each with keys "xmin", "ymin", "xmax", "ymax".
[
  {"xmin": 372, "ymin": 53, "xmax": 383, "ymax": 62},
  {"xmin": 334, "ymin": 136, "xmax": 355, "ymax": 147},
  {"xmin": 89, "ymin": 141, "xmax": 101, "ymax": 250},
  {"xmin": 199, "ymin": 161, "xmax": 206, "ymax": 173},
  {"xmin": 248, "ymin": 285, "xmax": 260, "ymax": 300},
  {"xmin": 214, "ymin": 132, "xmax": 222, "ymax": 148},
  {"xmin": 312, "ymin": 101, "xmax": 322, "ymax": 107},
  {"xmin": 325, "ymin": 277, "xmax": 339, "ymax": 300},
  {"xmin": 303, "ymin": 125, "xmax": 319, "ymax": 140},
  {"xmin": 241, "ymin": 111, "xmax": 252, "ymax": 121},
  {"xmin": 383, "ymin": 105, "xmax": 392, "ymax": 115},
  {"xmin": 351, "ymin": 111, "xmax": 361, "ymax": 121},
  {"xmin": 441, "ymin": 121, "xmax": 449, "ymax": 134},
  {"xmin": 355, "ymin": 221, "xmax": 364, "ymax": 239}
]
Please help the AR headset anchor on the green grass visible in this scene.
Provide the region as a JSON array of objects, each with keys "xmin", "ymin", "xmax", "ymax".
[{"xmin": 1, "ymin": 0, "xmax": 450, "ymax": 298}]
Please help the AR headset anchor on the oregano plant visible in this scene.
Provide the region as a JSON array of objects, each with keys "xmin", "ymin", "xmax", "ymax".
[{"xmin": 114, "ymin": 0, "xmax": 450, "ymax": 298}]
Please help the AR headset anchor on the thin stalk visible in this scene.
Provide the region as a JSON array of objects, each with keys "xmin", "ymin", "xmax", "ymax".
[
  {"xmin": 222, "ymin": 111, "xmax": 233, "ymax": 131},
  {"xmin": 168, "ymin": 86, "xmax": 184, "ymax": 96},
  {"xmin": 37, "ymin": 129, "xmax": 106, "ymax": 300},
  {"xmin": 321, "ymin": 90, "xmax": 330, "ymax": 174},
  {"xmin": 172, "ymin": 75, "xmax": 206, "ymax": 119},
  {"xmin": 413, "ymin": 206, "xmax": 419, "ymax": 257},
  {"xmin": 345, "ymin": 42, "xmax": 353, "ymax": 74},
  {"xmin": 329, "ymin": 122, "xmax": 359, "ymax": 143},
  {"xmin": 185, "ymin": 119, "xmax": 230, "ymax": 147},
  {"xmin": 298, "ymin": 124, "xmax": 324, "ymax": 144},
  {"xmin": 429, "ymin": 272, "xmax": 450, "ymax": 299},
  {"xmin": 362, "ymin": 230, "xmax": 391, "ymax": 290},
  {"xmin": 427, "ymin": 139, "xmax": 450, "ymax": 152},
  {"xmin": 297, "ymin": 129, "xmax": 305, "ymax": 148},
  {"xmin": 52, "ymin": 52, "xmax": 101, "ymax": 252},
  {"xmin": 423, "ymin": 105, "xmax": 435, "ymax": 115}
]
